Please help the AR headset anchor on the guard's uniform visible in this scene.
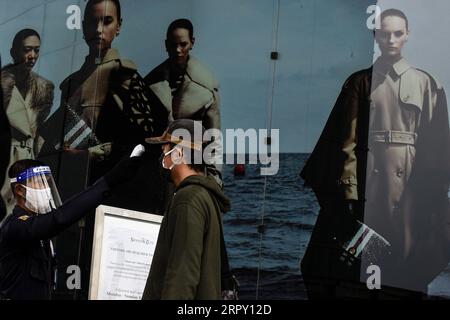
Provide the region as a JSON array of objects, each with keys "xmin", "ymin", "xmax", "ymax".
[{"xmin": 0, "ymin": 178, "xmax": 110, "ymax": 300}]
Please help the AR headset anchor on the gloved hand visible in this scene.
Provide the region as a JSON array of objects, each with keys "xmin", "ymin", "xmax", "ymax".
[
  {"xmin": 130, "ymin": 144, "xmax": 145, "ymax": 157},
  {"xmin": 103, "ymin": 145, "xmax": 145, "ymax": 189},
  {"xmin": 88, "ymin": 142, "xmax": 112, "ymax": 161}
]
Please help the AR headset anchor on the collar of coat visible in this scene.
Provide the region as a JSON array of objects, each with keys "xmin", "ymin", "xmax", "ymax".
[
  {"xmin": 86, "ymin": 48, "xmax": 120, "ymax": 65},
  {"xmin": 155, "ymin": 55, "xmax": 218, "ymax": 92},
  {"xmin": 82, "ymin": 48, "xmax": 136, "ymax": 69},
  {"xmin": 60, "ymin": 48, "xmax": 137, "ymax": 89},
  {"xmin": 373, "ymin": 57, "xmax": 411, "ymax": 76}
]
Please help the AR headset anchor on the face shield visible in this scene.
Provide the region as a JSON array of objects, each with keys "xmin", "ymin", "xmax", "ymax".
[{"xmin": 11, "ymin": 166, "xmax": 62, "ymax": 214}]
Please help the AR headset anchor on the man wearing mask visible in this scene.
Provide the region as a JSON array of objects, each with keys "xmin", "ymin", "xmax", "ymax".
[
  {"xmin": 142, "ymin": 119, "xmax": 230, "ymax": 300},
  {"xmin": 0, "ymin": 145, "xmax": 144, "ymax": 300}
]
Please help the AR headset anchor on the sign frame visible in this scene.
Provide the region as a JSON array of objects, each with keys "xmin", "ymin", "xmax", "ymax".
[{"xmin": 88, "ymin": 205, "xmax": 163, "ymax": 300}]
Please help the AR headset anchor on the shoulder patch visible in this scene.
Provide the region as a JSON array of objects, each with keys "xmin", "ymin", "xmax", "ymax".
[{"xmin": 18, "ymin": 215, "xmax": 31, "ymax": 221}]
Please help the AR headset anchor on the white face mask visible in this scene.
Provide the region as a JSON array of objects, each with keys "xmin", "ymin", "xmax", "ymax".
[
  {"xmin": 161, "ymin": 147, "xmax": 182, "ymax": 170},
  {"xmin": 23, "ymin": 186, "xmax": 55, "ymax": 214}
]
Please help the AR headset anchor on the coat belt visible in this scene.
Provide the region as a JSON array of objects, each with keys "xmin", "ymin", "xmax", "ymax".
[
  {"xmin": 11, "ymin": 139, "xmax": 33, "ymax": 149},
  {"xmin": 370, "ymin": 130, "xmax": 417, "ymax": 145}
]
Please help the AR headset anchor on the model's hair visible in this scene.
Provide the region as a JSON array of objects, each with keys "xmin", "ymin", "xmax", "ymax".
[
  {"xmin": 11, "ymin": 29, "xmax": 41, "ymax": 62},
  {"xmin": 166, "ymin": 18, "xmax": 194, "ymax": 40},
  {"xmin": 85, "ymin": 0, "xmax": 122, "ymax": 21},
  {"xmin": 380, "ymin": 8, "xmax": 408, "ymax": 29}
]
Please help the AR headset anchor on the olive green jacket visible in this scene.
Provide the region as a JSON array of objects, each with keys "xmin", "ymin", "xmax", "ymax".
[{"xmin": 143, "ymin": 175, "xmax": 230, "ymax": 300}]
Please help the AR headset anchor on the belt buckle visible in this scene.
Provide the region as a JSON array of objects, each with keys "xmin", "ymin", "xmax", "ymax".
[{"xmin": 384, "ymin": 131, "xmax": 392, "ymax": 143}]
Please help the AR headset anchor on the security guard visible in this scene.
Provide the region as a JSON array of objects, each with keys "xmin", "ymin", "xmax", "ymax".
[{"xmin": 0, "ymin": 146, "xmax": 144, "ymax": 300}]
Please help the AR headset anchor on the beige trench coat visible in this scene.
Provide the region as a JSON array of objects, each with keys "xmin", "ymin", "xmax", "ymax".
[
  {"xmin": 301, "ymin": 59, "xmax": 450, "ymax": 292},
  {"xmin": 0, "ymin": 66, "xmax": 54, "ymax": 215},
  {"xmin": 144, "ymin": 56, "xmax": 221, "ymax": 131}
]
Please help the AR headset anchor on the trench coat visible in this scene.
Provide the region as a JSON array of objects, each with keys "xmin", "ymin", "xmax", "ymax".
[
  {"xmin": 0, "ymin": 56, "xmax": 11, "ymax": 221},
  {"xmin": 1, "ymin": 65, "xmax": 54, "ymax": 217},
  {"xmin": 144, "ymin": 56, "xmax": 220, "ymax": 130},
  {"xmin": 300, "ymin": 60, "xmax": 450, "ymax": 293}
]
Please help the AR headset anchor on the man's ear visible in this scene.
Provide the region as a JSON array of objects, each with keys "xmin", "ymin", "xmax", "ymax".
[
  {"xmin": 173, "ymin": 146, "xmax": 184, "ymax": 164},
  {"xmin": 14, "ymin": 184, "xmax": 25, "ymax": 198},
  {"xmin": 177, "ymin": 146, "xmax": 184, "ymax": 157},
  {"xmin": 191, "ymin": 37, "xmax": 195, "ymax": 49},
  {"xmin": 165, "ymin": 39, "xmax": 169, "ymax": 53}
]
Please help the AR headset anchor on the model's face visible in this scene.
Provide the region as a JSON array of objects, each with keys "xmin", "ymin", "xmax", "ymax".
[
  {"xmin": 375, "ymin": 15, "xmax": 408, "ymax": 59},
  {"xmin": 83, "ymin": 0, "xmax": 121, "ymax": 54},
  {"xmin": 166, "ymin": 28, "xmax": 194, "ymax": 68},
  {"xmin": 15, "ymin": 36, "xmax": 40, "ymax": 72}
]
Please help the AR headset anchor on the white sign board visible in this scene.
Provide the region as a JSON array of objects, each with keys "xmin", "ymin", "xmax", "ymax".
[{"xmin": 88, "ymin": 205, "xmax": 163, "ymax": 300}]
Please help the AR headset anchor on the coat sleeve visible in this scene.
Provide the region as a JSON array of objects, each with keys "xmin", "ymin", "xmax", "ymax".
[
  {"xmin": 300, "ymin": 70, "xmax": 370, "ymax": 201},
  {"xmin": 161, "ymin": 202, "xmax": 205, "ymax": 299},
  {"xmin": 339, "ymin": 84, "xmax": 360, "ymax": 201},
  {"xmin": 35, "ymin": 80, "xmax": 54, "ymax": 155},
  {"xmin": 400, "ymin": 82, "xmax": 450, "ymax": 284},
  {"xmin": 1, "ymin": 178, "xmax": 110, "ymax": 242},
  {"xmin": 204, "ymin": 87, "xmax": 221, "ymax": 131},
  {"xmin": 204, "ymin": 87, "xmax": 223, "ymax": 178},
  {"xmin": 0, "ymin": 56, "xmax": 11, "ymax": 220},
  {"xmin": 35, "ymin": 78, "xmax": 54, "ymax": 125}
]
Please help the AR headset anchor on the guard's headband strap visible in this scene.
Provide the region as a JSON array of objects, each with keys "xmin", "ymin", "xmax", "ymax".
[{"xmin": 10, "ymin": 166, "xmax": 52, "ymax": 183}]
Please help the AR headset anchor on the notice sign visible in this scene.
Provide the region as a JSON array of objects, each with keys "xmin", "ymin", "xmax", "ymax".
[{"xmin": 89, "ymin": 205, "xmax": 163, "ymax": 300}]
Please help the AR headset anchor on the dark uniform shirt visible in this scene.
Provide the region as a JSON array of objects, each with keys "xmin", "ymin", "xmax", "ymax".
[{"xmin": 0, "ymin": 178, "xmax": 110, "ymax": 300}]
